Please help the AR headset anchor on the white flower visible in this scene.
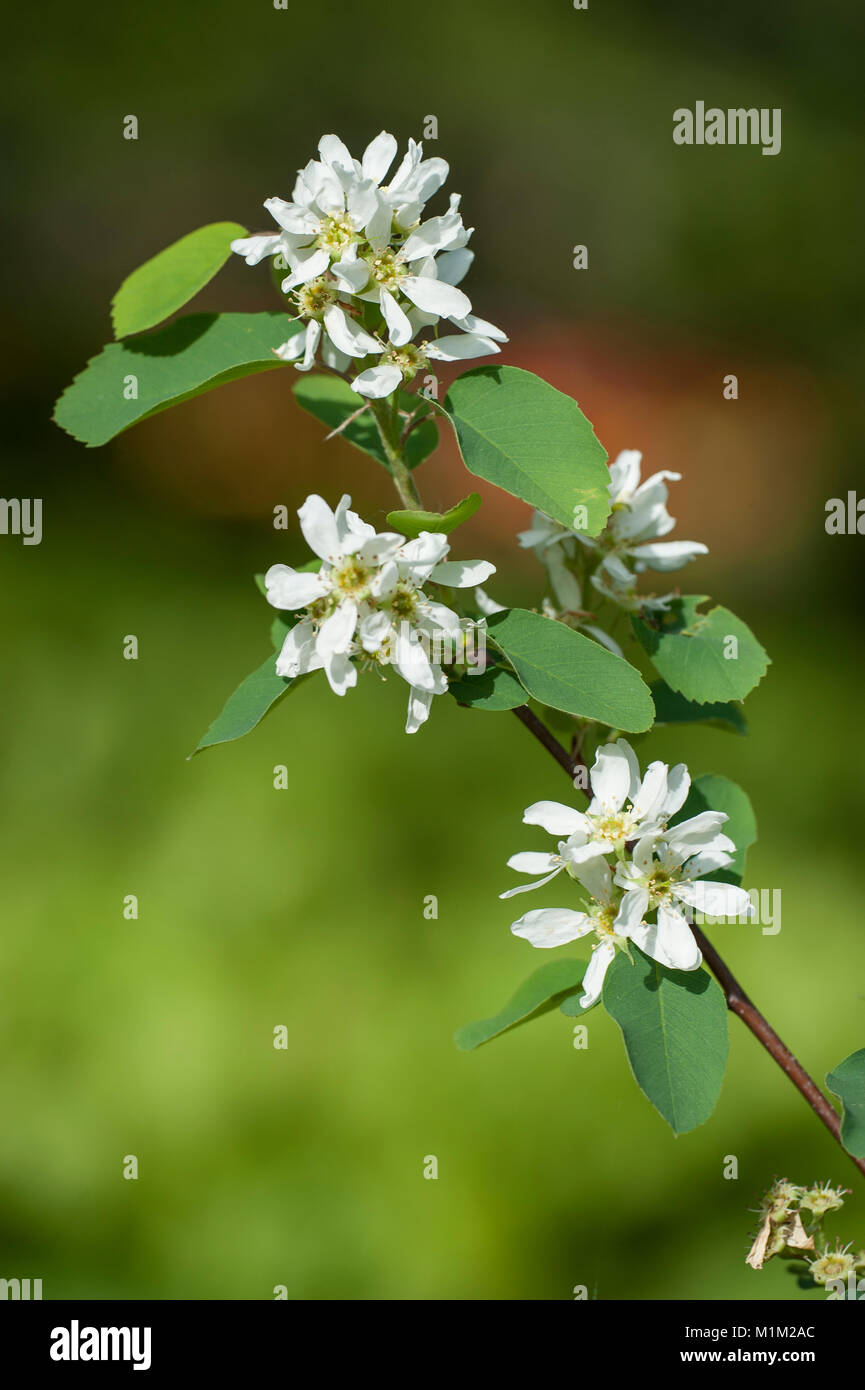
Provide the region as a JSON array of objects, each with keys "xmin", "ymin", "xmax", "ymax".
[
  {"xmin": 501, "ymin": 740, "xmax": 750, "ymax": 1003},
  {"xmin": 615, "ymin": 824, "xmax": 753, "ymax": 965},
  {"xmin": 264, "ymin": 494, "xmax": 495, "ymax": 733},
  {"xmin": 500, "ymin": 741, "xmax": 690, "ymax": 894},
  {"xmin": 518, "ymin": 450, "xmax": 707, "ymax": 617},
  {"xmin": 598, "ymin": 450, "xmax": 709, "ymax": 571},
  {"xmin": 350, "ymin": 318, "xmax": 506, "ymax": 398},
  {"xmin": 510, "ymin": 858, "xmax": 648, "ymax": 1007},
  {"xmin": 231, "ymin": 131, "xmax": 506, "ymax": 391}
]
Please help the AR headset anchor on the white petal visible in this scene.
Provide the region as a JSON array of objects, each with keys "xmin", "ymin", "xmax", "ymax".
[
  {"xmin": 364, "ymin": 194, "xmax": 392, "ymax": 254},
  {"xmin": 275, "ymin": 619, "xmax": 321, "ymax": 678},
  {"xmin": 273, "ymin": 328, "xmax": 307, "ymax": 362},
  {"xmin": 580, "ymin": 941, "xmax": 616, "ymax": 1007},
  {"xmin": 323, "ymin": 305, "xmax": 380, "ymax": 359},
  {"xmin": 543, "ymin": 554, "xmax": 580, "ymax": 621},
  {"xmin": 405, "ymin": 685, "xmax": 433, "ymax": 734},
  {"xmin": 400, "ymin": 276, "xmax": 471, "ymax": 318},
  {"xmin": 317, "ymin": 601, "xmax": 357, "ymax": 660},
  {"xmin": 321, "ymin": 336, "xmax": 352, "ymax": 373},
  {"xmin": 665, "ymin": 812, "xmax": 730, "ymax": 855},
  {"xmin": 409, "ymin": 156, "xmax": 449, "ymax": 204},
  {"xmin": 318, "ymin": 133, "xmax": 354, "ymax": 173},
  {"xmin": 297, "ymin": 493, "xmax": 341, "ymax": 563},
  {"xmin": 511, "ymin": 908, "xmax": 592, "ymax": 949},
  {"xmin": 331, "ymin": 255, "xmax": 370, "ymax": 294},
  {"xmin": 522, "ymin": 801, "xmax": 586, "ymax": 837},
  {"xmin": 393, "ymin": 626, "xmax": 435, "ymax": 690},
  {"xmin": 425, "ymin": 333, "xmax": 499, "ymax": 362},
  {"xmin": 264, "ymin": 198, "xmax": 319, "ymax": 237},
  {"xmin": 646, "ymin": 904, "xmax": 702, "ymax": 970},
  {"xmin": 506, "ymin": 851, "xmax": 560, "ymax": 875},
  {"xmin": 661, "ymin": 763, "xmax": 691, "ymax": 819},
  {"xmin": 264, "ymin": 563, "xmax": 328, "ymax": 610},
  {"xmin": 379, "ymin": 288, "xmax": 414, "ymax": 347},
  {"xmin": 402, "ymin": 210, "xmax": 468, "ymax": 261},
  {"xmin": 428, "ymin": 558, "xmax": 496, "ymax": 588},
  {"xmin": 397, "ymin": 532, "xmax": 451, "ymax": 571},
  {"xmin": 323, "ymin": 651, "xmax": 357, "ymax": 697},
  {"xmin": 231, "ymin": 233, "xmax": 284, "ymax": 266},
  {"xmin": 474, "ymin": 586, "xmax": 506, "ymax": 616},
  {"xmin": 631, "ymin": 835, "xmax": 658, "ymax": 875},
  {"xmin": 362, "ymin": 130, "xmax": 398, "ymax": 184},
  {"xmin": 359, "ymin": 610, "xmax": 392, "ymax": 652},
  {"xmin": 632, "ymin": 761, "xmax": 669, "ymax": 823},
  {"xmin": 280, "ymin": 247, "xmax": 330, "ymax": 290},
  {"xmin": 435, "ymin": 248, "xmax": 474, "ymax": 286},
  {"xmin": 346, "ymin": 179, "xmax": 380, "ymax": 229},
  {"xmin": 295, "ymin": 318, "xmax": 321, "ymax": 372},
  {"xmin": 608, "ymin": 450, "xmax": 643, "ymax": 501},
  {"xmin": 676, "ymin": 880, "xmax": 753, "ymax": 919},
  {"xmin": 589, "ymin": 742, "xmax": 633, "ymax": 812},
  {"xmin": 449, "ymin": 313, "xmax": 509, "ymax": 343},
  {"xmin": 629, "ymin": 540, "xmax": 709, "ymax": 572},
  {"xmin": 351, "ymin": 364, "xmax": 403, "ymax": 399},
  {"xmin": 572, "ymin": 856, "xmax": 612, "ymax": 903},
  {"xmin": 499, "ymin": 866, "xmax": 564, "ymax": 899},
  {"xmin": 614, "ymin": 887, "xmax": 649, "ymax": 935},
  {"xmin": 685, "ymin": 848, "xmax": 733, "ymax": 877}
]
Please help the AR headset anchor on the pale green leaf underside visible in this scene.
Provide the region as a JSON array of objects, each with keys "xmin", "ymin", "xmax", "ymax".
[
  {"xmin": 111, "ymin": 221, "xmax": 247, "ymax": 338},
  {"xmin": 443, "ymin": 366, "xmax": 611, "ymax": 533},
  {"xmin": 487, "ymin": 607, "xmax": 654, "ymax": 731},
  {"xmin": 633, "ymin": 596, "xmax": 769, "ymax": 705},
  {"xmin": 454, "ymin": 959, "xmax": 587, "ymax": 1051},
  {"xmin": 54, "ymin": 311, "xmax": 297, "ymax": 447},
  {"xmin": 826, "ymin": 1049, "xmax": 865, "ymax": 1158},
  {"xmin": 603, "ymin": 947, "xmax": 729, "ymax": 1134}
]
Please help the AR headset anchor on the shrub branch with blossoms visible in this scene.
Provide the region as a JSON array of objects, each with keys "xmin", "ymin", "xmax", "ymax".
[{"xmin": 54, "ymin": 128, "xmax": 865, "ymax": 1281}]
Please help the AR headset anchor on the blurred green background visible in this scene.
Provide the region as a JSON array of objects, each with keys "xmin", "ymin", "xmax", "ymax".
[{"xmin": 2, "ymin": 0, "xmax": 865, "ymax": 1300}]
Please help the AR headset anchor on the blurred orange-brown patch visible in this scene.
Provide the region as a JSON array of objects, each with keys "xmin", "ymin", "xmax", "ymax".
[{"xmin": 116, "ymin": 316, "xmax": 827, "ymax": 578}]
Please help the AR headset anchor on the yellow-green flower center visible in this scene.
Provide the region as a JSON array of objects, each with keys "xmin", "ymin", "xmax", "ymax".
[
  {"xmin": 333, "ymin": 558, "xmax": 371, "ymax": 598},
  {"xmin": 317, "ymin": 214, "xmax": 355, "ymax": 256},
  {"xmin": 370, "ymin": 249, "xmax": 404, "ymax": 290},
  {"xmin": 295, "ymin": 277, "xmax": 338, "ymax": 318}
]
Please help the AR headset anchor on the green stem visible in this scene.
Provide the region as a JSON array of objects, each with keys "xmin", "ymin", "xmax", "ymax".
[{"xmin": 369, "ymin": 397, "xmax": 423, "ymax": 509}]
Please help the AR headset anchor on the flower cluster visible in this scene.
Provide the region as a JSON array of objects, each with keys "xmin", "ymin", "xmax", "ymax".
[
  {"xmin": 746, "ymin": 1178, "xmax": 861, "ymax": 1292},
  {"xmin": 501, "ymin": 739, "xmax": 752, "ymax": 1006},
  {"xmin": 265, "ymin": 493, "xmax": 495, "ymax": 733},
  {"xmin": 518, "ymin": 450, "xmax": 708, "ymax": 635},
  {"xmin": 232, "ymin": 132, "xmax": 506, "ymax": 399}
]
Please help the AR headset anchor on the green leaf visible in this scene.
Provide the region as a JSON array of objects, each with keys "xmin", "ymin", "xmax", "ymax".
[
  {"xmin": 387, "ymin": 492, "xmax": 481, "ymax": 538},
  {"xmin": 54, "ymin": 312, "xmax": 298, "ymax": 448},
  {"xmin": 191, "ymin": 652, "xmax": 302, "ymax": 756},
  {"xmin": 826, "ymin": 1050, "xmax": 865, "ymax": 1158},
  {"xmin": 673, "ymin": 773, "xmax": 756, "ymax": 884},
  {"xmin": 292, "ymin": 375, "xmax": 438, "ymax": 471},
  {"xmin": 487, "ymin": 608, "xmax": 654, "ymax": 732},
  {"xmin": 650, "ymin": 680, "xmax": 747, "ymax": 735},
  {"xmin": 603, "ymin": 946, "xmax": 729, "ymax": 1134},
  {"xmin": 447, "ymin": 662, "xmax": 528, "ymax": 711},
  {"xmin": 633, "ymin": 596, "xmax": 769, "ymax": 705},
  {"xmin": 443, "ymin": 366, "xmax": 610, "ymax": 533},
  {"xmin": 454, "ymin": 959, "xmax": 587, "ymax": 1051},
  {"xmin": 111, "ymin": 222, "xmax": 247, "ymax": 338}
]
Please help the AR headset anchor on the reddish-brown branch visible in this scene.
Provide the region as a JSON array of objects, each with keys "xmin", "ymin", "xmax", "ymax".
[{"xmin": 513, "ymin": 705, "xmax": 865, "ymax": 1181}]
